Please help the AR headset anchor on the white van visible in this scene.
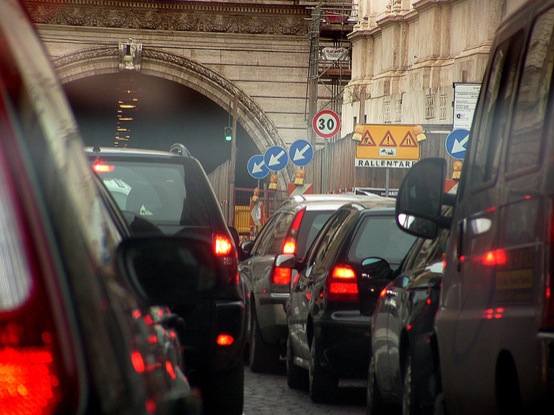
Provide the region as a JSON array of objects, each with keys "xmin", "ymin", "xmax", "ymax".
[{"xmin": 396, "ymin": 1, "xmax": 554, "ymax": 414}]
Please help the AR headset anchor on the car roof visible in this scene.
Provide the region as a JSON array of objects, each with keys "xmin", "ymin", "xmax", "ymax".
[
  {"xmin": 279, "ymin": 193, "xmax": 395, "ymax": 211},
  {"xmin": 85, "ymin": 145, "xmax": 192, "ymax": 160}
]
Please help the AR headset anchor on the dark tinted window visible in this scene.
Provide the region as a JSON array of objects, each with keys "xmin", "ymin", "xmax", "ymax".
[
  {"xmin": 93, "ymin": 158, "xmax": 210, "ymax": 226},
  {"xmin": 506, "ymin": 8, "xmax": 554, "ymax": 174},
  {"xmin": 347, "ymin": 214, "xmax": 416, "ymax": 267}
]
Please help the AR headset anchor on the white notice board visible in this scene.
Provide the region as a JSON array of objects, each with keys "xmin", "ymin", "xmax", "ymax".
[{"xmin": 453, "ymin": 83, "xmax": 481, "ymax": 131}]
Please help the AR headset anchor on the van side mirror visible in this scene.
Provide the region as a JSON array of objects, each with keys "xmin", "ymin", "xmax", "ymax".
[
  {"xmin": 117, "ymin": 235, "xmax": 220, "ymax": 307},
  {"xmin": 396, "ymin": 157, "xmax": 448, "ymax": 239}
]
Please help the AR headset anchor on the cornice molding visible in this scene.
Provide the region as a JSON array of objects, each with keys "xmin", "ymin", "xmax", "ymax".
[{"xmin": 23, "ymin": 0, "xmax": 311, "ymax": 35}]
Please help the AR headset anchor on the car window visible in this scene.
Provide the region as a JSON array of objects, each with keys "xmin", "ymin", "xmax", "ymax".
[
  {"xmin": 406, "ymin": 229, "xmax": 449, "ymax": 271},
  {"xmin": 347, "ymin": 214, "xmax": 416, "ymax": 267},
  {"xmin": 296, "ymin": 210, "xmax": 334, "ymax": 259},
  {"xmin": 505, "ymin": 7, "xmax": 554, "ymax": 175},
  {"xmin": 252, "ymin": 212, "xmax": 292, "ymax": 255},
  {"xmin": 470, "ymin": 32, "xmax": 523, "ymax": 189},
  {"xmin": 94, "ymin": 158, "xmax": 210, "ymax": 226},
  {"xmin": 307, "ymin": 209, "xmax": 353, "ymax": 270}
]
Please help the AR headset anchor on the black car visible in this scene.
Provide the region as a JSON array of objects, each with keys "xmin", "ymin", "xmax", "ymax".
[
  {"xmin": 279, "ymin": 199, "xmax": 417, "ymax": 402},
  {"xmin": 239, "ymin": 193, "xmax": 379, "ymax": 372},
  {"xmin": 365, "ymin": 228, "xmax": 449, "ymax": 415},
  {"xmin": 0, "ymin": 2, "xmax": 217, "ymax": 413},
  {"xmin": 86, "ymin": 145, "xmax": 245, "ymax": 414}
]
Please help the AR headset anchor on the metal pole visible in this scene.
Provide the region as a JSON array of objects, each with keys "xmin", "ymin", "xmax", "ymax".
[
  {"xmin": 323, "ymin": 140, "xmax": 328, "ymax": 193},
  {"xmin": 229, "ymin": 94, "xmax": 238, "ymax": 226}
]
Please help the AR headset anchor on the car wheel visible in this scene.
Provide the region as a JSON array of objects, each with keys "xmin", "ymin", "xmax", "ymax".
[
  {"xmin": 402, "ymin": 354, "xmax": 418, "ymax": 415},
  {"xmin": 286, "ymin": 335, "xmax": 308, "ymax": 390},
  {"xmin": 249, "ymin": 306, "xmax": 279, "ymax": 373},
  {"xmin": 308, "ymin": 336, "xmax": 337, "ymax": 403},
  {"xmin": 367, "ymin": 353, "xmax": 385, "ymax": 415},
  {"xmin": 199, "ymin": 359, "xmax": 244, "ymax": 415}
]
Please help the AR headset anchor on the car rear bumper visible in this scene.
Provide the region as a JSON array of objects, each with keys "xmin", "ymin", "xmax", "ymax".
[
  {"xmin": 256, "ymin": 294, "xmax": 289, "ymax": 344},
  {"xmin": 178, "ymin": 299, "xmax": 245, "ymax": 373},
  {"xmin": 314, "ymin": 310, "xmax": 371, "ymax": 378}
]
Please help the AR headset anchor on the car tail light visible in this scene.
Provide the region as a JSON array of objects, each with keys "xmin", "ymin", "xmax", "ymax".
[
  {"xmin": 216, "ymin": 334, "xmax": 235, "ymax": 347},
  {"xmin": 270, "ymin": 266, "xmax": 292, "ymax": 285},
  {"xmin": 545, "ymin": 207, "xmax": 554, "ymax": 330},
  {"xmin": 213, "ymin": 233, "xmax": 239, "ymax": 285},
  {"xmin": 326, "ymin": 264, "xmax": 359, "ymax": 302},
  {"xmin": 0, "ymin": 157, "xmax": 79, "ymax": 414},
  {"xmin": 214, "ymin": 234, "xmax": 233, "ymax": 256},
  {"xmin": 91, "ymin": 157, "xmax": 114, "ymax": 173},
  {"xmin": 281, "ymin": 208, "xmax": 306, "ymax": 255}
]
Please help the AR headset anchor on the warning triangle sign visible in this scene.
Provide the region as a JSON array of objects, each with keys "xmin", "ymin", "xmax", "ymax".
[
  {"xmin": 379, "ymin": 131, "xmax": 397, "ymax": 147},
  {"xmin": 399, "ymin": 132, "xmax": 418, "ymax": 147},
  {"xmin": 361, "ymin": 130, "xmax": 376, "ymax": 146}
]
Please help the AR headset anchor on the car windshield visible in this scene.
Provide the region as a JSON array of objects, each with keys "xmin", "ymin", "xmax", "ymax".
[
  {"xmin": 347, "ymin": 215, "xmax": 417, "ymax": 268},
  {"xmin": 95, "ymin": 159, "xmax": 206, "ymax": 226}
]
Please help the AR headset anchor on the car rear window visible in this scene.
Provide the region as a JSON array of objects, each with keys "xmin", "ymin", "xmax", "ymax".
[
  {"xmin": 347, "ymin": 215, "xmax": 416, "ymax": 267},
  {"xmin": 93, "ymin": 159, "xmax": 210, "ymax": 227},
  {"xmin": 296, "ymin": 210, "xmax": 334, "ymax": 259}
]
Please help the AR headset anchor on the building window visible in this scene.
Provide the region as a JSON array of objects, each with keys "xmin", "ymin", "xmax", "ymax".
[
  {"xmin": 425, "ymin": 92, "xmax": 435, "ymax": 119},
  {"xmin": 440, "ymin": 93, "xmax": 448, "ymax": 120}
]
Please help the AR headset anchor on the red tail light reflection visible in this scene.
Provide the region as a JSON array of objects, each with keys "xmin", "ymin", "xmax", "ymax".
[{"xmin": 91, "ymin": 158, "xmax": 114, "ymax": 173}]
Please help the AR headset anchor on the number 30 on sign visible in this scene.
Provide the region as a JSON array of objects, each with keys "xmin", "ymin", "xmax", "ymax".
[{"xmin": 312, "ymin": 109, "xmax": 341, "ymax": 139}]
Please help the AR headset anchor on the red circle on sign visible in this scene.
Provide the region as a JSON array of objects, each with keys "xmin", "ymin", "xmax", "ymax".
[{"xmin": 312, "ymin": 109, "xmax": 340, "ymax": 139}]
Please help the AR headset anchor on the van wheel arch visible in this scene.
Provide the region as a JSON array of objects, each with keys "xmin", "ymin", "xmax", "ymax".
[{"xmin": 495, "ymin": 350, "xmax": 522, "ymax": 414}]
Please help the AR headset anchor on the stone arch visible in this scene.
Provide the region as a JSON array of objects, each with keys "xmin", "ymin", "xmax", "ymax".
[{"xmin": 52, "ymin": 46, "xmax": 294, "ymax": 183}]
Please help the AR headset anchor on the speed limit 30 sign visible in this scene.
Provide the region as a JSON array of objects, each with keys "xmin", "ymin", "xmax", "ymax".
[{"xmin": 313, "ymin": 109, "xmax": 340, "ymax": 139}]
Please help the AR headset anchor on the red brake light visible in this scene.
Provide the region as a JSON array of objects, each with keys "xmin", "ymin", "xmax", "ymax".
[
  {"xmin": 91, "ymin": 158, "xmax": 114, "ymax": 173},
  {"xmin": 281, "ymin": 208, "xmax": 306, "ymax": 255},
  {"xmin": 282, "ymin": 239, "xmax": 296, "ymax": 254},
  {"xmin": 327, "ymin": 264, "xmax": 358, "ymax": 302},
  {"xmin": 0, "ymin": 149, "xmax": 79, "ymax": 414},
  {"xmin": 216, "ymin": 334, "xmax": 235, "ymax": 347},
  {"xmin": 271, "ymin": 267, "xmax": 292, "ymax": 285},
  {"xmin": 214, "ymin": 234, "xmax": 233, "ymax": 256},
  {"xmin": 482, "ymin": 249, "xmax": 506, "ymax": 266}
]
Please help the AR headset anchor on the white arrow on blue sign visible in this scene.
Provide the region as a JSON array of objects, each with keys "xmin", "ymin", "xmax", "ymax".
[
  {"xmin": 445, "ymin": 129, "xmax": 470, "ymax": 160},
  {"xmin": 264, "ymin": 146, "xmax": 289, "ymax": 172},
  {"xmin": 247, "ymin": 154, "xmax": 269, "ymax": 179},
  {"xmin": 289, "ymin": 139, "xmax": 314, "ymax": 167}
]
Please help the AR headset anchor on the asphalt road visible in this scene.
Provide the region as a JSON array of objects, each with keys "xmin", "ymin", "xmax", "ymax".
[{"xmin": 243, "ymin": 366, "xmax": 367, "ymax": 415}]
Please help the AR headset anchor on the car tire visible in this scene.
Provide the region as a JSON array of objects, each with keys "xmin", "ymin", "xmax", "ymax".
[
  {"xmin": 199, "ymin": 359, "xmax": 244, "ymax": 415},
  {"xmin": 286, "ymin": 335, "xmax": 308, "ymax": 390},
  {"xmin": 249, "ymin": 306, "xmax": 279, "ymax": 373},
  {"xmin": 309, "ymin": 336, "xmax": 337, "ymax": 403},
  {"xmin": 367, "ymin": 353, "xmax": 385, "ymax": 415}
]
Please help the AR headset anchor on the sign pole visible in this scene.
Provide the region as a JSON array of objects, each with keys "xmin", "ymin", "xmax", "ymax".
[
  {"xmin": 228, "ymin": 94, "xmax": 238, "ymax": 226},
  {"xmin": 323, "ymin": 140, "xmax": 328, "ymax": 193}
]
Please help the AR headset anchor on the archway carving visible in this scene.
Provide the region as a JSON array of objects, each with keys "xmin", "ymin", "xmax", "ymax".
[{"xmin": 53, "ymin": 46, "xmax": 294, "ymax": 182}]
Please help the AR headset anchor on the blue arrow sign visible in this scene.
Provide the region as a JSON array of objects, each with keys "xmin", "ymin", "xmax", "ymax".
[
  {"xmin": 445, "ymin": 129, "xmax": 470, "ymax": 160},
  {"xmin": 289, "ymin": 139, "xmax": 314, "ymax": 167},
  {"xmin": 264, "ymin": 146, "xmax": 288, "ymax": 172},
  {"xmin": 247, "ymin": 154, "xmax": 269, "ymax": 179}
]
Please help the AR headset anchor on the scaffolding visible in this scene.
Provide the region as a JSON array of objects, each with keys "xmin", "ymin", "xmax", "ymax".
[{"xmin": 307, "ymin": 2, "xmax": 357, "ymax": 145}]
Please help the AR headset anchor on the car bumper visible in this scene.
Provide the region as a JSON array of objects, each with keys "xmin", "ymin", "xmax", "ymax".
[
  {"xmin": 314, "ymin": 310, "xmax": 371, "ymax": 378},
  {"xmin": 256, "ymin": 292, "xmax": 289, "ymax": 344},
  {"xmin": 179, "ymin": 299, "xmax": 245, "ymax": 373}
]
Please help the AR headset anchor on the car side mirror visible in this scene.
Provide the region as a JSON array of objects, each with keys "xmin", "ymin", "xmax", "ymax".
[
  {"xmin": 117, "ymin": 235, "xmax": 221, "ymax": 307},
  {"xmin": 240, "ymin": 240, "xmax": 254, "ymax": 259},
  {"xmin": 396, "ymin": 157, "xmax": 447, "ymax": 239},
  {"xmin": 358, "ymin": 257, "xmax": 393, "ymax": 316}
]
